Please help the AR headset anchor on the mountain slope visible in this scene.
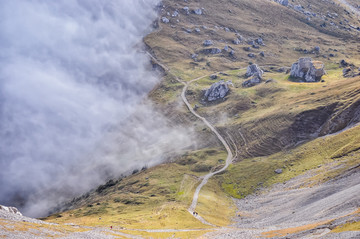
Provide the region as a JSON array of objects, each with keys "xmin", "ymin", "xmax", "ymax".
[{"xmin": 2, "ymin": 0, "xmax": 360, "ymax": 238}]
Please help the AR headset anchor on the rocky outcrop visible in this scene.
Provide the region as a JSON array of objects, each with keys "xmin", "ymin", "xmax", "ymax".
[
  {"xmin": 290, "ymin": 57, "xmax": 325, "ymax": 82},
  {"xmin": 204, "ymin": 80, "xmax": 231, "ymax": 101},
  {"xmin": 161, "ymin": 17, "xmax": 169, "ymax": 23},
  {"xmin": 200, "ymin": 48, "xmax": 221, "ymax": 54},
  {"xmin": 242, "ymin": 76, "xmax": 262, "ymax": 88},
  {"xmin": 245, "ymin": 64, "xmax": 264, "ymax": 78},
  {"xmin": 242, "ymin": 64, "xmax": 264, "ymax": 87},
  {"xmin": 203, "ymin": 40, "xmax": 213, "ymax": 46},
  {"xmin": 0, "ymin": 205, "xmax": 22, "ymax": 216}
]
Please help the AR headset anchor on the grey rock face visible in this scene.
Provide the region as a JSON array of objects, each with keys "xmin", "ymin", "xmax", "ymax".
[
  {"xmin": 203, "ymin": 40, "xmax": 213, "ymax": 46},
  {"xmin": 246, "ymin": 64, "xmax": 264, "ymax": 78},
  {"xmin": 290, "ymin": 57, "xmax": 325, "ymax": 82},
  {"xmin": 204, "ymin": 80, "xmax": 230, "ymax": 101},
  {"xmin": 0, "ymin": 205, "xmax": 22, "ymax": 216}
]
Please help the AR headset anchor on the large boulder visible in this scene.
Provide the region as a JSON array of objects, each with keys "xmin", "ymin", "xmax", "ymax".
[
  {"xmin": 204, "ymin": 80, "xmax": 230, "ymax": 101},
  {"xmin": 290, "ymin": 57, "xmax": 325, "ymax": 82},
  {"xmin": 245, "ymin": 64, "xmax": 264, "ymax": 78}
]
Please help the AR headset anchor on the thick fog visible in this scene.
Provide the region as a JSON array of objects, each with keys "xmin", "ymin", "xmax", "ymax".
[{"xmin": 0, "ymin": 0, "xmax": 193, "ymax": 217}]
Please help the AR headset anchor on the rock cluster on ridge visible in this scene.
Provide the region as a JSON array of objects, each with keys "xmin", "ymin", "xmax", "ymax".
[
  {"xmin": 204, "ymin": 80, "xmax": 231, "ymax": 101},
  {"xmin": 290, "ymin": 57, "xmax": 325, "ymax": 82}
]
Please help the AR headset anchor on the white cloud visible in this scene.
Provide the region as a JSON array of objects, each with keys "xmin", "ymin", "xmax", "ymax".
[{"xmin": 0, "ymin": 0, "xmax": 193, "ymax": 217}]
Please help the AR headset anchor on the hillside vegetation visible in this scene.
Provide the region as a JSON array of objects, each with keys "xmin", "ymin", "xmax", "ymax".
[{"xmin": 3, "ymin": 0, "xmax": 359, "ymax": 238}]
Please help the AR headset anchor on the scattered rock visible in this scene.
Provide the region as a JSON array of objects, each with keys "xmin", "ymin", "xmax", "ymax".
[
  {"xmin": 314, "ymin": 46, "xmax": 320, "ymax": 52},
  {"xmin": 233, "ymin": 38, "xmax": 241, "ymax": 45},
  {"xmin": 255, "ymin": 37, "xmax": 264, "ymax": 45},
  {"xmin": 243, "ymin": 47, "xmax": 251, "ymax": 51},
  {"xmin": 248, "ymin": 40, "xmax": 255, "ymax": 45},
  {"xmin": 294, "ymin": 5, "xmax": 303, "ymax": 12},
  {"xmin": 193, "ymin": 9, "xmax": 203, "ymax": 15},
  {"xmin": 290, "ymin": 57, "xmax": 326, "ymax": 82},
  {"xmin": 279, "ymin": 0, "xmax": 288, "ymax": 6},
  {"xmin": 204, "ymin": 80, "xmax": 231, "ymax": 101},
  {"xmin": 242, "ymin": 76, "xmax": 262, "ymax": 88},
  {"xmin": 246, "ymin": 64, "xmax": 264, "ymax": 78},
  {"xmin": 343, "ymin": 68, "xmax": 351, "ymax": 76},
  {"xmin": 161, "ymin": 17, "xmax": 170, "ymax": 23},
  {"xmin": 184, "ymin": 28, "xmax": 192, "ymax": 33},
  {"xmin": 195, "ymin": 28, "xmax": 201, "ymax": 33},
  {"xmin": 203, "ymin": 40, "xmax": 213, "ymax": 46},
  {"xmin": 277, "ymin": 67, "xmax": 287, "ymax": 73},
  {"xmin": 275, "ymin": 169, "xmax": 283, "ymax": 174},
  {"xmin": 210, "ymin": 74, "xmax": 218, "ymax": 80},
  {"xmin": 172, "ymin": 10, "xmax": 179, "ymax": 17},
  {"xmin": 248, "ymin": 53, "xmax": 255, "ymax": 58},
  {"xmin": 200, "ymin": 48, "xmax": 222, "ymax": 54},
  {"xmin": 183, "ymin": 6, "xmax": 190, "ymax": 15},
  {"xmin": 265, "ymin": 79, "xmax": 276, "ymax": 84},
  {"xmin": 340, "ymin": 59, "xmax": 349, "ymax": 67}
]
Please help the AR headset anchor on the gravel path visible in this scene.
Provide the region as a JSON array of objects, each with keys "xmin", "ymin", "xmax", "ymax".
[{"xmin": 181, "ymin": 77, "xmax": 234, "ymax": 225}]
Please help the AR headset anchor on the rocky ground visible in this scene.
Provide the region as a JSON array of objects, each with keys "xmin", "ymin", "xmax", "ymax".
[
  {"xmin": 205, "ymin": 164, "xmax": 360, "ymax": 238},
  {"xmin": 0, "ymin": 208, "xmax": 141, "ymax": 239}
]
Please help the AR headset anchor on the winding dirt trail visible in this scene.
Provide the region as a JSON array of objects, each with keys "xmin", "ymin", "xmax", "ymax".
[
  {"xmin": 146, "ymin": 49, "xmax": 245, "ymax": 225},
  {"xmin": 180, "ymin": 78, "xmax": 235, "ymax": 225}
]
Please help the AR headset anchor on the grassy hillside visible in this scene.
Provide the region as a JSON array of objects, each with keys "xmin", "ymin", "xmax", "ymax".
[{"xmin": 39, "ymin": 0, "xmax": 360, "ymax": 238}]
